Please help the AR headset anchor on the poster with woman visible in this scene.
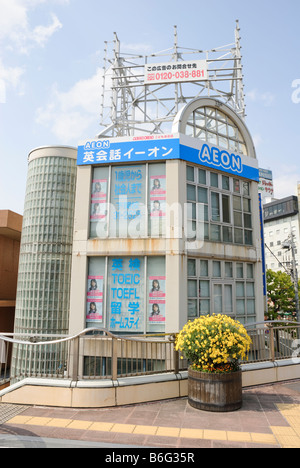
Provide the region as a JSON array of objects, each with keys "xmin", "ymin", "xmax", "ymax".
[
  {"xmin": 149, "ymin": 175, "xmax": 166, "ymax": 218},
  {"xmin": 86, "ymin": 275, "xmax": 103, "ymax": 323},
  {"xmin": 91, "ymin": 179, "xmax": 107, "ymax": 200},
  {"xmin": 148, "ymin": 276, "xmax": 166, "ymax": 323},
  {"xmin": 90, "ymin": 179, "xmax": 107, "ymax": 221}
]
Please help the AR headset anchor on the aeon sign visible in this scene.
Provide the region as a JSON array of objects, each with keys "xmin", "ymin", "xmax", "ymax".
[
  {"xmin": 84, "ymin": 140, "xmax": 110, "ymax": 150},
  {"xmin": 199, "ymin": 144, "xmax": 242, "ymax": 174}
]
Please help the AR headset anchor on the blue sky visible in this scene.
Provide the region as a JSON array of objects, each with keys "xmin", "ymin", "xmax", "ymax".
[{"xmin": 0, "ymin": 0, "xmax": 300, "ymax": 215}]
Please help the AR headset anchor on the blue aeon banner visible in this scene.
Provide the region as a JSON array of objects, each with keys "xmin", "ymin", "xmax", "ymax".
[{"xmin": 77, "ymin": 134, "xmax": 259, "ymax": 182}]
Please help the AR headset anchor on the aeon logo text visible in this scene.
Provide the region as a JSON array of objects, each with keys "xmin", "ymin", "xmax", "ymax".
[
  {"xmin": 84, "ymin": 140, "xmax": 110, "ymax": 150},
  {"xmin": 199, "ymin": 144, "xmax": 243, "ymax": 174}
]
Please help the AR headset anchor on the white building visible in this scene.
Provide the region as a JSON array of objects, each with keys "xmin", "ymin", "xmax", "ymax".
[
  {"xmin": 264, "ymin": 196, "xmax": 300, "ymax": 274},
  {"xmin": 12, "ymin": 26, "xmax": 266, "ymax": 380},
  {"xmin": 69, "ymin": 97, "xmax": 265, "ymax": 337}
]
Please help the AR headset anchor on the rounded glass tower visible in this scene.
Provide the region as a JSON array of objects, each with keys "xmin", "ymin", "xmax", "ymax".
[
  {"xmin": 11, "ymin": 146, "xmax": 77, "ymax": 381},
  {"xmin": 14, "ymin": 146, "xmax": 77, "ymax": 335},
  {"xmin": 11, "ymin": 146, "xmax": 77, "ymax": 379}
]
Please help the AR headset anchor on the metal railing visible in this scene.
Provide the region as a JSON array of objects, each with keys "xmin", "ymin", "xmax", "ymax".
[
  {"xmin": 1, "ymin": 321, "xmax": 300, "ymax": 388},
  {"xmin": 244, "ymin": 321, "xmax": 300, "ymax": 364}
]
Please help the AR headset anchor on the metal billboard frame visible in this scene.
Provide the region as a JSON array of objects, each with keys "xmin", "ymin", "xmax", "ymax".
[{"xmin": 98, "ymin": 21, "xmax": 245, "ymax": 138}]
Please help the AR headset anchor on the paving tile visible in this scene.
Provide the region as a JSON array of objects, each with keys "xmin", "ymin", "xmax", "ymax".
[
  {"xmin": 111, "ymin": 423, "xmax": 136, "ymax": 434},
  {"xmin": 275, "ymin": 436, "xmax": 300, "ymax": 448},
  {"xmin": 250, "ymin": 432, "xmax": 279, "ymax": 446},
  {"xmin": 66, "ymin": 420, "xmax": 93, "ymax": 430},
  {"xmin": 144, "ymin": 435, "xmax": 180, "ymax": 447},
  {"xmin": 156, "ymin": 426, "xmax": 180, "ymax": 437},
  {"xmin": 44, "ymin": 418, "xmax": 71, "ymax": 428},
  {"xmin": 6, "ymin": 415, "xmax": 33, "ymax": 425},
  {"xmin": 133, "ymin": 425, "xmax": 158, "ymax": 435},
  {"xmin": 89, "ymin": 421, "xmax": 115, "ymax": 432},
  {"xmin": 284, "ymin": 416, "xmax": 300, "ymax": 427},
  {"xmin": 271, "ymin": 426, "xmax": 298, "ymax": 436},
  {"xmin": 26, "ymin": 417, "xmax": 53, "ymax": 426},
  {"xmin": 177, "ymin": 437, "xmax": 211, "ymax": 448},
  {"xmin": 227, "ymin": 431, "xmax": 252, "ymax": 442},
  {"xmin": 203, "ymin": 430, "xmax": 227, "ymax": 441},
  {"xmin": 180, "ymin": 428, "xmax": 204, "ymax": 439}
]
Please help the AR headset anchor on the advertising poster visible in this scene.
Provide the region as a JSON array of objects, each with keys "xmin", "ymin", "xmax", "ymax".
[
  {"xmin": 148, "ymin": 275, "xmax": 166, "ymax": 324},
  {"xmin": 258, "ymin": 169, "xmax": 274, "ymax": 202},
  {"xmin": 144, "ymin": 60, "xmax": 208, "ymax": 84},
  {"xmin": 108, "ymin": 257, "xmax": 144, "ymax": 332},
  {"xmin": 86, "ymin": 275, "xmax": 103, "ymax": 323},
  {"xmin": 150, "ymin": 175, "xmax": 166, "ymax": 218},
  {"xmin": 90, "ymin": 179, "xmax": 107, "ymax": 221},
  {"xmin": 110, "ymin": 166, "xmax": 146, "ymax": 236}
]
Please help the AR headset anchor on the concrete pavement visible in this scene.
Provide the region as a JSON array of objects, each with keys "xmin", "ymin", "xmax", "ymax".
[{"xmin": 1, "ymin": 380, "xmax": 300, "ymax": 449}]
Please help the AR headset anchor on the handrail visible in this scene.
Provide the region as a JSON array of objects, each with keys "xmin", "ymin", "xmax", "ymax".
[
  {"xmin": 244, "ymin": 320, "xmax": 300, "ymax": 328},
  {"xmin": 0, "ymin": 328, "xmax": 176, "ymax": 346},
  {"xmin": 1, "ymin": 321, "xmax": 300, "ymax": 385},
  {"xmin": 1, "ymin": 321, "xmax": 299, "ymax": 346},
  {"xmin": 0, "ymin": 328, "xmax": 117, "ymax": 346}
]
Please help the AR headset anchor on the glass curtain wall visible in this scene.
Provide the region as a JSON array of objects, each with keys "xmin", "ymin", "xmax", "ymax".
[{"xmin": 11, "ymin": 151, "xmax": 77, "ymax": 380}]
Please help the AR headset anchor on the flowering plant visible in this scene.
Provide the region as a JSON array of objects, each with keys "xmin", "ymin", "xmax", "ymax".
[{"xmin": 175, "ymin": 314, "xmax": 252, "ymax": 373}]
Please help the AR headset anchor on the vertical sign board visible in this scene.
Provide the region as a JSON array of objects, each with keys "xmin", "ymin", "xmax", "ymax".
[{"xmin": 258, "ymin": 168, "xmax": 273, "ymax": 202}]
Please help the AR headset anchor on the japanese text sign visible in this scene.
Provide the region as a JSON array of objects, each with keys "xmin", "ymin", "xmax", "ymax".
[
  {"xmin": 144, "ymin": 60, "xmax": 208, "ymax": 84},
  {"xmin": 77, "ymin": 136, "xmax": 179, "ymax": 166}
]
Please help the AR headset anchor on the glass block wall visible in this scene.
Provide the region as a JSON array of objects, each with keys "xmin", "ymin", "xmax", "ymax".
[{"xmin": 11, "ymin": 147, "xmax": 77, "ymax": 379}]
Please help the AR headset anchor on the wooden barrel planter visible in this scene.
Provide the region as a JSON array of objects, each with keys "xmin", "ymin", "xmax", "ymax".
[{"xmin": 188, "ymin": 368, "xmax": 242, "ymax": 412}]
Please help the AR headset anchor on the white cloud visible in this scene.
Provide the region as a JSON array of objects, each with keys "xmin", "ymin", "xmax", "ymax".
[
  {"xmin": 36, "ymin": 68, "xmax": 104, "ymax": 143},
  {"xmin": 0, "ymin": 0, "xmax": 28, "ymax": 41},
  {"xmin": 246, "ymin": 88, "xmax": 275, "ymax": 107},
  {"xmin": 273, "ymin": 167, "xmax": 300, "ymax": 199},
  {"xmin": 0, "ymin": 0, "xmax": 65, "ymax": 52},
  {"xmin": 31, "ymin": 13, "xmax": 62, "ymax": 47},
  {"xmin": 0, "ymin": 0, "xmax": 68, "ymax": 100},
  {"xmin": 0, "ymin": 59, "xmax": 24, "ymax": 88},
  {"xmin": 0, "ymin": 58, "xmax": 25, "ymax": 100}
]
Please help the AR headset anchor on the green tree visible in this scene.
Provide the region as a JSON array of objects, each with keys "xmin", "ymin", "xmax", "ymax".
[{"xmin": 266, "ymin": 269, "xmax": 296, "ymax": 319}]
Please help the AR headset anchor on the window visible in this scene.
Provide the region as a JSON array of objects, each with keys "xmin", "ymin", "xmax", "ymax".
[
  {"xmin": 187, "ymin": 258, "xmax": 256, "ymax": 324},
  {"xmin": 87, "ymin": 256, "xmax": 166, "ymax": 333},
  {"xmin": 185, "ymin": 106, "xmax": 248, "ymax": 156},
  {"xmin": 186, "ymin": 166, "xmax": 253, "ymax": 245},
  {"xmin": 90, "ymin": 163, "xmax": 166, "ymax": 239}
]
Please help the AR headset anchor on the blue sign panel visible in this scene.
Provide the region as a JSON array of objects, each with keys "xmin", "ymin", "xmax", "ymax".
[
  {"xmin": 77, "ymin": 138, "xmax": 180, "ymax": 165},
  {"xmin": 179, "ymin": 144, "xmax": 260, "ymax": 182},
  {"xmin": 77, "ymin": 135, "xmax": 259, "ymax": 182}
]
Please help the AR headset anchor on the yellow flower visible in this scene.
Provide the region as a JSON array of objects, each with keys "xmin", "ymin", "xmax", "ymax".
[{"xmin": 176, "ymin": 313, "xmax": 252, "ymax": 373}]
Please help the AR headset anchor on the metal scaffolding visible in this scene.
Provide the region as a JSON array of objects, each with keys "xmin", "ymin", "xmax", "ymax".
[{"xmin": 98, "ymin": 21, "xmax": 245, "ymax": 138}]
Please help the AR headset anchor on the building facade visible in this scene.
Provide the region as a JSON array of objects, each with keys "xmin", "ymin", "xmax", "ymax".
[
  {"xmin": 264, "ymin": 195, "xmax": 300, "ymax": 274},
  {"xmin": 0, "ymin": 210, "xmax": 22, "ymax": 368},
  {"xmin": 69, "ymin": 97, "xmax": 265, "ymax": 337}
]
